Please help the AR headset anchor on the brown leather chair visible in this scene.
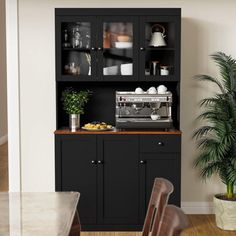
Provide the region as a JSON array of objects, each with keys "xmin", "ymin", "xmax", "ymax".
[
  {"xmin": 69, "ymin": 211, "xmax": 81, "ymax": 236},
  {"xmin": 142, "ymin": 178, "xmax": 174, "ymax": 236},
  {"xmin": 157, "ymin": 205, "xmax": 189, "ymax": 236}
]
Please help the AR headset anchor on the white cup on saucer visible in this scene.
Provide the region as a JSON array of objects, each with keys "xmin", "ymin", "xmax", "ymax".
[
  {"xmin": 148, "ymin": 87, "xmax": 157, "ymax": 94},
  {"xmin": 151, "ymin": 114, "xmax": 161, "ymax": 120},
  {"xmin": 135, "ymin": 87, "xmax": 144, "ymax": 94},
  {"xmin": 157, "ymin": 85, "xmax": 167, "ymax": 94}
]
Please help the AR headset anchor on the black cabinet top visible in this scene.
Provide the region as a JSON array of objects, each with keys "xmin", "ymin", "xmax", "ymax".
[{"xmin": 55, "ymin": 8, "xmax": 181, "ymax": 17}]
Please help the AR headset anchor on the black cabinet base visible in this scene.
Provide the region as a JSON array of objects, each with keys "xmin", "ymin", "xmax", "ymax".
[{"xmin": 82, "ymin": 225, "xmax": 143, "ymax": 231}]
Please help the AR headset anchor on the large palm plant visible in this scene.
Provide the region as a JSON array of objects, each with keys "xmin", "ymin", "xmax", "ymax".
[{"xmin": 193, "ymin": 52, "xmax": 236, "ymax": 199}]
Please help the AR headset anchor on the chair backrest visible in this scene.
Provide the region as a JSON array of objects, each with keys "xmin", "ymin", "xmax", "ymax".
[
  {"xmin": 157, "ymin": 205, "xmax": 189, "ymax": 236},
  {"xmin": 142, "ymin": 178, "xmax": 174, "ymax": 236}
]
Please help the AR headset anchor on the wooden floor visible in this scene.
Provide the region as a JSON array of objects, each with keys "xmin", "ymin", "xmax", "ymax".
[
  {"xmin": 0, "ymin": 143, "xmax": 8, "ymax": 192},
  {"xmin": 81, "ymin": 215, "xmax": 236, "ymax": 235},
  {"xmin": 183, "ymin": 215, "xmax": 236, "ymax": 235},
  {"xmin": 1, "ymin": 144, "xmax": 235, "ymax": 235},
  {"xmin": 0, "ymin": 142, "xmax": 8, "ymax": 191}
]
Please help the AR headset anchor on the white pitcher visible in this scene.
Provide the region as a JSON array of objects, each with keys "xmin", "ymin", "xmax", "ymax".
[{"xmin": 149, "ymin": 24, "xmax": 167, "ymax": 47}]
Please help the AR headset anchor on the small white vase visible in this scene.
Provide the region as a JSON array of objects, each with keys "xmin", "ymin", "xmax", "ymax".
[
  {"xmin": 88, "ymin": 66, "xmax": 91, "ymax": 75},
  {"xmin": 69, "ymin": 114, "xmax": 80, "ymax": 132}
]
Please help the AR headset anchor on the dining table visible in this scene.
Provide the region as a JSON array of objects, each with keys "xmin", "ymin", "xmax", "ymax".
[{"xmin": 0, "ymin": 192, "xmax": 80, "ymax": 236}]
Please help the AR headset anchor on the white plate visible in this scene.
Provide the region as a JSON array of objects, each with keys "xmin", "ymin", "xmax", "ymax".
[
  {"xmin": 115, "ymin": 42, "xmax": 133, "ymax": 49},
  {"xmin": 81, "ymin": 127, "xmax": 114, "ymax": 132}
]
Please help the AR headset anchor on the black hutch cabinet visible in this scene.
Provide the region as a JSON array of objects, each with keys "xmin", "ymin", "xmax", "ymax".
[{"xmin": 55, "ymin": 8, "xmax": 181, "ymax": 230}]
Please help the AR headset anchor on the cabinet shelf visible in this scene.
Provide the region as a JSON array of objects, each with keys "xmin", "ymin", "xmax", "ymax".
[
  {"xmin": 58, "ymin": 74, "xmax": 179, "ymax": 82},
  {"xmin": 146, "ymin": 47, "xmax": 175, "ymax": 51},
  {"xmin": 58, "ymin": 75, "xmax": 95, "ymax": 82},
  {"xmin": 103, "ymin": 49, "xmax": 133, "ymax": 61},
  {"xmin": 62, "ymin": 48, "xmax": 91, "ymax": 52},
  {"xmin": 140, "ymin": 75, "xmax": 179, "ymax": 82},
  {"xmin": 104, "ymin": 48, "xmax": 133, "ymax": 50}
]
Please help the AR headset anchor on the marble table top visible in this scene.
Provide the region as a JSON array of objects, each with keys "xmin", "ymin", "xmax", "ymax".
[{"xmin": 0, "ymin": 192, "xmax": 80, "ymax": 236}]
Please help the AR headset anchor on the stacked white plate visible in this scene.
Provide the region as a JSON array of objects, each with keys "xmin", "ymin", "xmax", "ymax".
[
  {"xmin": 115, "ymin": 42, "xmax": 133, "ymax": 48},
  {"xmin": 103, "ymin": 65, "xmax": 119, "ymax": 75}
]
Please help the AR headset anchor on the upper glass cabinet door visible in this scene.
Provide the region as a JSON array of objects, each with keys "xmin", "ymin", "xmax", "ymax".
[
  {"xmin": 139, "ymin": 16, "xmax": 179, "ymax": 81},
  {"xmin": 56, "ymin": 16, "xmax": 96, "ymax": 81},
  {"xmin": 98, "ymin": 17, "xmax": 138, "ymax": 80}
]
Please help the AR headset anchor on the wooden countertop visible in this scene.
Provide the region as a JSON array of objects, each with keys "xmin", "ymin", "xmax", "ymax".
[{"xmin": 54, "ymin": 128, "xmax": 181, "ymax": 135}]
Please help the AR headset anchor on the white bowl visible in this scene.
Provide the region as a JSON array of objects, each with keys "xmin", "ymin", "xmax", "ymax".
[
  {"xmin": 103, "ymin": 65, "xmax": 119, "ymax": 75},
  {"xmin": 121, "ymin": 63, "xmax": 133, "ymax": 75},
  {"xmin": 115, "ymin": 42, "xmax": 133, "ymax": 49}
]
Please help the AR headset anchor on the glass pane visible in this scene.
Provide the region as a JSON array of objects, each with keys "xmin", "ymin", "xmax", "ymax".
[
  {"xmin": 103, "ymin": 22, "xmax": 133, "ymax": 49},
  {"xmin": 145, "ymin": 22, "xmax": 175, "ymax": 48},
  {"xmin": 145, "ymin": 51, "xmax": 174, "ymax": 76},
  {"xmin": 61, "ymin": 22, "xmax": 91, "ymax": 77},
  {"xmin": 62, "ymin": 51, "xmax": 91, "ymax": 76},
  {"xmin": 144, "ymin": 22, "xmax": 175, "ymax": 77},
  {"xmin": 62, "ymin": 22, "xmax": 91, "ymax": 49},
  {"xmin": 103, "ymin": 22, "xmax": 133, "ymax": 76}
]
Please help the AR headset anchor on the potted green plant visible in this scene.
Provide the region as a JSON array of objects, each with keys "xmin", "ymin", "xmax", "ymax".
[
  {"xmin": 61, "ymin": 87, "xmax": 90, "ymax": 131},
  {"xmin": 193, "ymin": 52, "xmax": 236, "ymax": 230}
]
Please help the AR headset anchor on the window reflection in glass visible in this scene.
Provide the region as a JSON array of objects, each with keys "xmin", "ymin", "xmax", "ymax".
[{"xmin": 103, "ymin": 22, "xmax": 133, "ymax": 76}]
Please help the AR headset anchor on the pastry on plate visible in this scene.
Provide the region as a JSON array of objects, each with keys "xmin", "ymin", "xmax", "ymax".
[{"xmin": 83, "ymin": 122, "xmax": 113, "ymax": 130}]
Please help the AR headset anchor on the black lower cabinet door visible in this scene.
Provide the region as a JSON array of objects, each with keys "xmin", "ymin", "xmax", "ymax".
[
  {"xmin": 97, "ymin": 135, "xmax": 140, "ymax": 226},
  {"xmin": 59, "ymin": 135, "xmax": 97, "ymax": 225},
  {"xmin": 142, "ymin": 153, "xmax": 180, "ymax": 208}
]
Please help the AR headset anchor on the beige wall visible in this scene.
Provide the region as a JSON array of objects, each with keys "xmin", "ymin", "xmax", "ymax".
[
  {"xmin": 0, "ymin": 0, "xmax": 7, "ymax": 142},
  {"xmin": 19, "ymin": 0, "xmax": 236, "ymax": 204}
]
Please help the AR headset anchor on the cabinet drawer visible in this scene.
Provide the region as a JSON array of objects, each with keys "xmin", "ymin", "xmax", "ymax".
[{"xmin": 140, "ymin": 135, "xmax": 181, "ymax": 153}]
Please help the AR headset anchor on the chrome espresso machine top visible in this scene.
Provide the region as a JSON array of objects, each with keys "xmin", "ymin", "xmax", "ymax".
[{"xmin": 115, "ymin": 91, "xmax": 173, "ymax": 129}]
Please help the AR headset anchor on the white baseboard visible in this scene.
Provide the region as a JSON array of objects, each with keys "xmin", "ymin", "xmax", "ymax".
[
  {"xmin": 0, "ymin": 134, "xmax": 8, "ymax": 145},
  {"xmin": 181, "ymin": 202, "xmax": 214, "ymax": 214}
]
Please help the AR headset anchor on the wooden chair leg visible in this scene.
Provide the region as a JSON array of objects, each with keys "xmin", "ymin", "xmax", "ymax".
[{"xmin": 69, "ymin": 210, "xmax": 81, "ymax": 236}]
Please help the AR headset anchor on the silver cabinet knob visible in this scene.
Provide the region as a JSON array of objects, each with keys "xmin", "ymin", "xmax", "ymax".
[
  {"xmin": 97, "ymin": 160, "xmax": 103, "ymax": 164},
  {"xmin": 157, "ymin": 141, "xmax": 163, "ymax": 146},
  {"xmin": 91, "ymin": 160, "xmax": 97, "ymax": 164},
  {"xmin": 140, "ymin": 160, "xmax": 146, "ymax": 164}
]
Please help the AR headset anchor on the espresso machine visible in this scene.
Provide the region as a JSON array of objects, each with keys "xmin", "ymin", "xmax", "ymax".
[{"xmin": 115, "ymin": 91, "xmax": 173, "ymax": 129}]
